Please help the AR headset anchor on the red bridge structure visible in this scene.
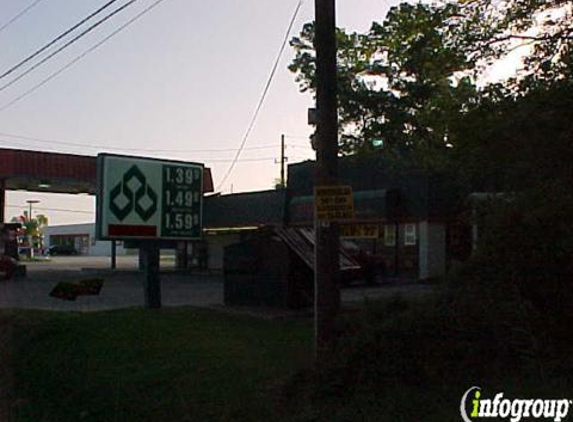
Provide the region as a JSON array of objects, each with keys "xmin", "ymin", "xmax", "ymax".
[{"xmin": 0, "ymin": 148, "xmax": 214, "ymax": 222}]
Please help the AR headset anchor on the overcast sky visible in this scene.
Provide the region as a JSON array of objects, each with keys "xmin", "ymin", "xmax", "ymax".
[{"xmin": 1, "ymin": 0, "xmax": 399, "ymax": 225}]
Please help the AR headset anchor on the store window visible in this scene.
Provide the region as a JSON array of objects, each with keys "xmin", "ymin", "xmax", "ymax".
[
  {"xmin": 404, "ymin": 223, "xmax": 417, "ymax": 245},
  {"xmin": 384, "ymin": 225, "xmax": 396, "ymax": 246}
]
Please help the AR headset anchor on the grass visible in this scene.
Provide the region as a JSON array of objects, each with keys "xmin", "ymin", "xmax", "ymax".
[
  {"xmin": 4, "ymin": 295, "xmax": 571, "ymax": 422},
  {"xmin": 4, "ymin": 308, "xmax": 312, "ymax": 422}
]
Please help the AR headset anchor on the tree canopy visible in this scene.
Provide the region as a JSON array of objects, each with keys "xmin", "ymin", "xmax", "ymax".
[
  {"xmin": 290, "ymin": 3, "xmax": 477, "ymax": 158},
  {"xmin": 11, "ymin": 213, "xmax": 49, "ymax": 246},
  {"xmin": 452, "ymin": 0, "xmax": 573, "ymax": 86},
  {"xmin": 289, "ymin": 0, "xmax": 572, "ymax": 161}
]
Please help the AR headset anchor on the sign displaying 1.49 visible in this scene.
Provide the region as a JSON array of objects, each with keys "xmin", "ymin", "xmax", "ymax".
[{"xmin": 162, "ymin": 165, "xmax": 202, "ymax": 238}]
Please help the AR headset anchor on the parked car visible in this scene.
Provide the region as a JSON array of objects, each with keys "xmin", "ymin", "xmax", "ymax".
[
  {"xmin": 47, "ymin": 244, "xmax": 78, "ymax": 256},
  {"xmin": 0, "ymin": 255, "xmax": 17, "ymax": 280},
  {"xmin": 340, "ymin": 240, "xmax": 386, "ymax": 285},
  {"xmin": 18, "ymin": 246, "xmax": 43, "ymax": 256}
]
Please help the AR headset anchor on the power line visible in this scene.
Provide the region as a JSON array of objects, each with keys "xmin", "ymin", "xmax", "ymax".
[
  {"xmin": 0, "ymin": 132, "xmax": 279, "ymax": 153},
  {"xmin": 6, "ymin": 205, "xmax": 94, "ymax": 214},
  {"xmin": 288, "ymin": 144, "xmax": 313, "ymax": 149},
  {"xmin": 0, "ymin": 0, "xmax": 141, "ymax": 94},
  {"xmin": 206, "ymin": 157, "xmax": 278, "ymax": 163},
  {"xmin": 0, "ymin": 139, "xmax": 281, "ymax": 162},
  {"xmin": 0, "ymin": 0, "xmax": 122, "ymax": 81},
  {"xmin": 284, "ymin": 134, "xmax": 310, "ymax": 140},
  {"xmin": 0, "ymin": 0, "xmax": 170, "ymax": 112},
  {"xmin": 0, "ymin": 0, "xmax": 45, "ymax": 35},
  {"xmin": 205, "ymin": 155, "xmax": 311, "ymax": 164},
  {"xmin": 216, "ymin": 0, "xmax": 306, "ymax": 191}
]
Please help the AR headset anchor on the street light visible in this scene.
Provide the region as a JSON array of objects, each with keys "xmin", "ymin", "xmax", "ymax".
[
  {"xmin": 26, "ymin": 199, "xmax": 40, "ymax": 221},
  {"xmin": 25, "ymin": 200, "xmax": 40, "ymax": 258}
]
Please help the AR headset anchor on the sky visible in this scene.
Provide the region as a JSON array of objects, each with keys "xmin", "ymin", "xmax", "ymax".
[{"xmin": 0, "ymin": 0, "xmax": 396, "ymax": 225}]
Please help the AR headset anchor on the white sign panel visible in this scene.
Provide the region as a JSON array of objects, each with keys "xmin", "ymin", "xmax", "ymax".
[{"xmin": 96, "ymin": 154, "xmax": 203, "ymax": 240}]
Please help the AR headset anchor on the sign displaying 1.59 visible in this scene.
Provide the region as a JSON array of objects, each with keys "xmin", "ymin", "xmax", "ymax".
[{"xmin": 162, "ymin": 165, "xmax": 202, "ymax": 238}]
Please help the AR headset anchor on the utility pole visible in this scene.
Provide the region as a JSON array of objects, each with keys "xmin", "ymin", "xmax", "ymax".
[
  {"xmin": 314, "ymin": 0, "xmax": 340, "ymax": 358},
  {"xmin": 27, "ymin": 199, "xmax": 40, "ymax": 222},
  {"xmin": 280, "ymin": 134, "xmax": 286, "ymax": 188},
  {"xmin": 26, "ymin": 199, "xmax": 40, "ymax": 259},
  {"xmin": 275, "ymin": 134, "xmax": 287, "ymax": 188}
]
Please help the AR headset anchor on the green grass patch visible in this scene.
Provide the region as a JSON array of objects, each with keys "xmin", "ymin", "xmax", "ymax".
[
  {"xmin": 8, "ymin": 308, "xmax": 312, "ymax": 422},
  {"xmin": 7, "ymin": 293, "xmax": 573, "ymax": 422}
]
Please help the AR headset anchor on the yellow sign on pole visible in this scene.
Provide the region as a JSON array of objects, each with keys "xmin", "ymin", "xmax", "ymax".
[{"xmin": 314, "ymin": 185, "xmax": 354, "ymax": 222}]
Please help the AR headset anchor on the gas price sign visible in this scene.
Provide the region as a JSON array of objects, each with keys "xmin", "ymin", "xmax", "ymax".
[{"xmin": 97, "ymin": 154, "xmax": 203, "ymax": 240}]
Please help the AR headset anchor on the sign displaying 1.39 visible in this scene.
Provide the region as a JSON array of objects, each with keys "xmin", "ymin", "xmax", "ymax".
[{"xmin": 162, "ymin": 165, "xmax": 202, "ymax": 237}]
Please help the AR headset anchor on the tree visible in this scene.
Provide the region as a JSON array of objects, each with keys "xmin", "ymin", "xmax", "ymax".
[
  {"xmin": 447, "ymin": 0, "xmax": 573, "ymax": 87},
  {"xmin": 445, "ymin": 78, "xmax": 573, "ymax": 341},
  {"xmin": 290, "ymin": 0, "xmax": 573, "ymax": 160},
  {"xmin": 289, "ymin": 3, "xmax": 478, "ymax": 160},
  {"xmin": 11, "ymin": 213, "xmax": 49, "ymax": 249},
  {"xmin": 449, "ymin": 79, "xmax": 573, "ymax": 192}
]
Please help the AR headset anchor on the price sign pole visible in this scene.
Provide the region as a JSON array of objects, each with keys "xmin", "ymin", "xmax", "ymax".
[
  {"xmin": 96, "ymin": 154, "xmax": 203, "ymax": 310},
  {"xmin": 142, "ymin": 241, "xmax": 161, "ymax": 308}
]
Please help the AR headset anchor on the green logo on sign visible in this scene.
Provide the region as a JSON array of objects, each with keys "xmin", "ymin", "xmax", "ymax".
[{"xmin": 109, "ymin": 165, "xmax": 158, "ymax": 222}]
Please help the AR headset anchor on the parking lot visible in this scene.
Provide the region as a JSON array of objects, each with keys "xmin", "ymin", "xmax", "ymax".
[
  {"xmin": 0, "ymin": 256, "xmax": 436, "ymax": 312},
  {"xmin": 22, "ymin": 254, "xmax": 175, "ymax": 273}
]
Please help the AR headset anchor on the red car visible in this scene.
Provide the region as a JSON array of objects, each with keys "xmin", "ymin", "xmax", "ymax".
[
  {"xmin": 341, "ymin": 240, "xmax": 386, "ymax": 285},
  {"xmin": 0, "ymin": 255, "xmax": 17, "ymax": 280}
]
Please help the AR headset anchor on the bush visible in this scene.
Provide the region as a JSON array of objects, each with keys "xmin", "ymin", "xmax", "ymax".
[
  {"xmin": 280, "ymin": 291, "xmax": 554, "ymax": 421},
  {"xmin": 468, "ymin": 183, "xmax": 573, "ymax": 345}
]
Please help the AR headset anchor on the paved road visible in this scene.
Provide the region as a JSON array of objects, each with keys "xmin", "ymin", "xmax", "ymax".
[
  {"xmin": 0, "ymin": 257, "xmax": 436, "ymax": 312},
  {"xmin": 0, "ymin": 256, "xmax": 219, "ymax": 312},
  {"xmin": 24, "ymin": 255, "xmax": 173, "ymax": 273}
]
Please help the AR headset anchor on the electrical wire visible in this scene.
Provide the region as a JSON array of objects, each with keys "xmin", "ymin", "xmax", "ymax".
[
  {"xmin": 283, "ymin": 134, "xmax": 310, "ymax": 140},
  {"xmin": 288, "ymin": 144, "xmax": 313, "ymax": 149},
  {"xmin": 0, "ymin": 0, "xmax": 122, "ymax": 81},
  {"xmin": 0, "ymin": 0, "xmax": 308, "ymax": 172},
  {"xmin": 0, "ymin": 0, "xmax": 170, "ymax": 112},
  {"xmin": 0, "ymin": 0, "xmax": 45, "ymax": 35},
  {"xmin": 0, "ymin": 132, "xmax": 279, "ymax": 153},
  {"xmin": 215, "ymin": 0, "xmax": 305, "ymax": 191},
  {"xmin": 0, "ymin": 0, "xmax": 141, "ymax": 94},
  {"xmin": 6, "ymin": 205, "xmax": 94, "ymax": 214},
  {"xmin": 0, "ymin": 140, "xmax": 283, "ymax": 162},
  {"xmin": 206, "ymin": 157, "xmax": 278, "ymax": 163}
]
